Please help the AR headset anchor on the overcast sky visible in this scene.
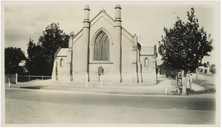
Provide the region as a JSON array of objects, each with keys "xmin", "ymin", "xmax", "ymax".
[{"xmin": 3, "ymin": 1, "xmax": 220, "ymax": 64}]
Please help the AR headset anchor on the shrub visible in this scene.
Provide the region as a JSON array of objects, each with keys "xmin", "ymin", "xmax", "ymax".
[{"xmin": 209, "ymin": 64, "xmax": 216, "ymax": 74}]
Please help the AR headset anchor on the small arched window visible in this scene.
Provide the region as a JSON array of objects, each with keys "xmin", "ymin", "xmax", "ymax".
[
  {"xmin": 144, "ymin": 58, "xmax": 149, "ymax": 67},
  {"xmin": 60, "ymin": 59, "xmax": 64, "ymax": 67}
]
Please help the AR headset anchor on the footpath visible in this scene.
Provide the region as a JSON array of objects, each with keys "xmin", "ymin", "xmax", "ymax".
[{"xmin": 5, "ymin": 75, "xmax": 214, "ymax": 97}]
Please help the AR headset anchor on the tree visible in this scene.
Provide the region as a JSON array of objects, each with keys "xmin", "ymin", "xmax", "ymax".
[
  {"xmin": 203, "ymin": 61, "xmax": 210, "ymax": 68},
  {"xmin": 209, "ymin": 64, "xmax": 216, "ymax": 75},
  {"xmin": 27, "ymin": 23, "xmax": 69, "ymax": 76},
  {"xmin": 5, "ymin": 47, "xmax": 26, "ymax": 74},
  {"xmin": 158, "ymin": 8, "xmax": 213, "ymax": 95},
  {"xmin": 159, "ymin": 61, "xmax": 179, "ymax": 79},
  {"xmin": 27, "ymin": 39, "xmax": 45, "ymax": 75}
]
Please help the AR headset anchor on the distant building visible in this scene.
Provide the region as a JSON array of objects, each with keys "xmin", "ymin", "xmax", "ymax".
[{"xmin": 52, "ymin": 5, "xmax": 157, "ymax": 84}]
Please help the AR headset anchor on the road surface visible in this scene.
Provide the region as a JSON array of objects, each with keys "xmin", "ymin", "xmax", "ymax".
[{"xmin": 5, "ymin": 88, "xmax": 216, "ymax": 124}]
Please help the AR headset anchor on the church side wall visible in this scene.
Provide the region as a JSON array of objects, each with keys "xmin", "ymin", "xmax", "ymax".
[
  {"xmin": 140, "ymin": 55, "xmax": 156, "ymax": 84},
  {"xmin": 73, "ymin": 34, "xmax": 88, "ymax": 83},
  {"xmin": 51, "ymin": 49, "xmax": 71, "ymax": 82},
  {"xmin": 52, "ymin": 55, "xmax": 71, "ymax": 82},
  {"xmin": 121, "ymin": 34, "xmax": 136, "ymax": 83},
  {"xmin": 59, "ymin": 56, "xmax": 70, "ymax": 82}
]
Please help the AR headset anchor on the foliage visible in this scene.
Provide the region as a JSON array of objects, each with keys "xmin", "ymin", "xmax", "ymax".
[
  {"xmin": 5, "ymin": 47, "xmax": 26, "ymax": 74},
  {"xmin": 203, "ymin": 62, "xmax": 210, "ymax": 68},
  {"xmin": 27, "ymin": 23, "xmax": 69, "ymax": 75},
  {"xmin": 158, "ymin": 8, "xmax": 213, "ymax": 75},
  {"xmin": 209, "ymin": 64, "xmax": 216, "ymax": 74},
  {"xmin": 27, "ymin": 39, "xmax": 45, "ymax": 75},
  {"xmin": 158, "ymin": 62, "xmax": 180, "ymax": 79}
]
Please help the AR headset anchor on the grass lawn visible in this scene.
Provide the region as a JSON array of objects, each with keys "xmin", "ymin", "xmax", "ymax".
[
  {"xmin": 192, "ymin": 79, "xmax": 216, "ymax": 93},
  {"xmin": 169, "ymin": 74, "xmax": 216, "ymax": 94}
]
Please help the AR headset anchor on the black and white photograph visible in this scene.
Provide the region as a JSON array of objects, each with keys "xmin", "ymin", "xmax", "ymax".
[{"xmin": 2, "ymin": 1, "xmax": 220, "ymax": 127}]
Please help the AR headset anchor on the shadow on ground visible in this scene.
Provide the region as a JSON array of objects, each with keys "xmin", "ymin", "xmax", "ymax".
[
  {"xmin": 20, "ymin": 86, "xmax": 42, "ymax": 89},
  {"xmin": 156, "ymin": 79, "xmax": 164, "ymax": 84}
]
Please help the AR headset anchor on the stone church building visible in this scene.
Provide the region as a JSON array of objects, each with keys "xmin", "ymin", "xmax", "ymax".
[{"xmin": 52, "ymin": 5, "xmax": 157, "ymax": 85}]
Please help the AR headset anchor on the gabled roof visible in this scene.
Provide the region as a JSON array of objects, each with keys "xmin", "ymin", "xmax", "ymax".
[
  {"xmin": 73, "ymin": 10, "xmax": 113, "ymax": 39},
  {"xmin": 140, "ymin": 46, "xmax": 154, "ymax": 55},
  {"xmin": 57, "ymin": 48, "xmax": 69, "ymax": 57},
  {"xmin": 122, "ymin": 27, "xmax": 133, "ymax": 37},
  {"xmin": 73, "ymin": 28, "xmax": 83, "ymax": 39},
  {"xmin": 91, "ymin": 10, "xmax": 115, "ymax": 23},
  {"xmin": 73, "ymin": 7, "xmax": 134, "ymax": 41}
]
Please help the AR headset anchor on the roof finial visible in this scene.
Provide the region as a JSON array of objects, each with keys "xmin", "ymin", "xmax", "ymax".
[{"xmin": 101, "ymin": 7, "xmax": 106, "ymax": 13}]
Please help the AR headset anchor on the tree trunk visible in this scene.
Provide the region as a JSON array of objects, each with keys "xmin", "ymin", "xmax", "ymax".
[
  {"xmin": 196, "ymin": 68, "xmax": 198, "ymax": 79},
  {"xmin": 181, "ymin": 71, "xmax": 187, "ymax": 96}
]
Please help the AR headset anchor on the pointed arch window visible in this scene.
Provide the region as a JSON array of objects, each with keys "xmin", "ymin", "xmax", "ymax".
[
  {"xmin": 60, "ymin": 59, "xmax": 64, "ymax": 67},
  {"xmin": 144, "ymin": 58, "xmax": 149, "ymax": 67},
  {"xmin": 94, "ymin": 31, "xmax": 109, "ymax": 61}
]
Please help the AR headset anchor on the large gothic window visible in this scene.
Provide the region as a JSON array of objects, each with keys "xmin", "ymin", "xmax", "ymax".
[{"xmin": 94, "ymin": 31, "xmax": 109, "ymax": 61}]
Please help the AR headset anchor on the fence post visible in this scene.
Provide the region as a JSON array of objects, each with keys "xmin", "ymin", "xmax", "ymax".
[
  {"xmin": 165, "ymin": 87, "xmax": 167, "ymax": 95},
  {"xmin": 15, "ymin": 73, "xmax": 18, "ymax": 84},
  {"xmin": 177, "ymin": 75, "xmax": 178, "ymax": 86},
  {"xmin": 196, "ymin": 68, "xmax": 199, "ymax": 79},
  {"xmin": 86, "ymin": 74, "xmax": 88, "ymax": 88},
  {"xmin": 136, "ymin": 74, "xmax": 138, "ymax": 87},
  {"xmin": 8, "ymin": 77, "xmax": 10, "ymax": 88},
  {"xmin": 100, "ymin": 75, "xmax": 103, "ymax": 88},
  {"xmin": 42, "ymin": 75, "xmax": 43, "ymax": 80}
]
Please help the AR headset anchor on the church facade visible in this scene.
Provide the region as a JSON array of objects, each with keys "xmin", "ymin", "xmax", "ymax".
[{"xmin": 51, "ymin": 5, "xmax": 157, "ymax": 85}]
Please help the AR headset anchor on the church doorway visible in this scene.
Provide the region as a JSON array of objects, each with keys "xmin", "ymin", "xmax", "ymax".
[{"xmin": 98, "ymin": 66, "xmax": 104, "ymax": 82}]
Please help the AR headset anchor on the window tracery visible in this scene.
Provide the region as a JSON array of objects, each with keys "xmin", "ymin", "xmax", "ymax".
[{"xmin": 94, "ymin": 31, "xmax": 109, "ymax": 61}]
